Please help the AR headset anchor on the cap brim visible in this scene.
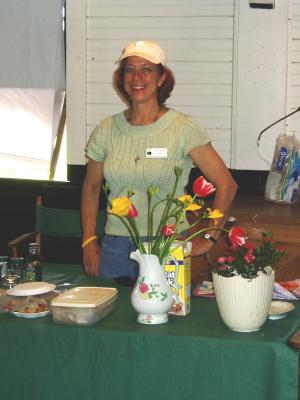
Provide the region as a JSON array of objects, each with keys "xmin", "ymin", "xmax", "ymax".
[{"xmin": 117, "ymin": 51, "xmax": 165, "ymax": 65}]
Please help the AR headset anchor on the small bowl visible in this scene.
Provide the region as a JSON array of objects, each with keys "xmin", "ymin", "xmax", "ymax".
[{"xmin": 268, "ymin": 301, "xmax": 295, "ymax": 320}]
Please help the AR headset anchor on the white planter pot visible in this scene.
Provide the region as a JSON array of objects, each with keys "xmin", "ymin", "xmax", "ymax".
[
  {"xmin": 130, "ymin": 250, "xmax": 174, "ymax": 325},
  {"xmin": 212, "ymin": 268, "xmax": 275, "ymax": 332}
]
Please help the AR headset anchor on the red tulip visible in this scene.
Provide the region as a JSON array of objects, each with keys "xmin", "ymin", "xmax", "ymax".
[
  {"xmin": 127, "ymin": 203, "xmax": 138, "ymax": 218},
  {"xmin": 275, "ymin": 245, "xmax": 286, "ymax": 253},
  {"xmin": 161, "ymin": 224, "xmax": 176, "ymax": 237},
  {"xmin": 192, "ymin": 176, "xmax": 216, "ymax": 198},
  {"xmin": 229, "ymin": 227, "xmax": 247, "ymax": 247}
]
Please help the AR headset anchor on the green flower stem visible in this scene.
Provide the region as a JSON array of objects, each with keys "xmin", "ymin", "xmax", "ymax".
[
  {"xmin": 149, "ymin": 199, "xmax": 167, "ymax": 231},
  {"xmin": 151, "ymin": 200, "xmax": 181, "ymax": 254},
  {"xmin": 171, "ymin": 227, "xmax": 229, "ymax": 253},
  {"xmin": 145, "ymin": 199, "xmax": 166, "ymax": 255},
  {"xmin": 154, "ymin": 169, "xmax": 181, "ymax": 240},
  {"xmin": 178, "ymin": 205, "xmax": 223, "ymax": 237},
  {"xmin": 149, "ymin": 211, "xmax": 183, "ymax": 263},
  {"xmin": 179, "ymin": 213, "xmax": 208, "ymax": 236},
  {"xmin": 147, "ymin": 191, "xmax": 153, "ymax": 253},
  {"xmin": 127, "ymin": 218, "xmax": 146, "ymax": 253},
  {"xmin": 159, "ymin": 237, "xmax": 176, "ymax": 264},
  {"xmin": 115, "ymin": 216, "xmax": 142, "ymax": 251}
]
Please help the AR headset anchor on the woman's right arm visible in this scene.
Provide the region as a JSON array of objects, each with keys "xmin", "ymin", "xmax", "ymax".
[{"xmin": 81, "ymin": 158, "xmax": 104, "ymax": 276}]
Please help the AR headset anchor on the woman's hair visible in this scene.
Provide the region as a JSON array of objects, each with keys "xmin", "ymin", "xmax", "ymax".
[{"xmin": 113, "ymin": 59, "xmax": 175, "ymax": 106}]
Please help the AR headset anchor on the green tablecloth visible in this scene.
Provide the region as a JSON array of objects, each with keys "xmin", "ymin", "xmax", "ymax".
[{"xmin": 0, "ymin": 263, "xmax": 299, "ymax": 400}]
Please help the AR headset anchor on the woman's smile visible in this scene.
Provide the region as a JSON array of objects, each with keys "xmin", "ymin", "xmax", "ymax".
[{"xmin": 131, "ymin": 85, "xmax": 147, "ymax": 91}]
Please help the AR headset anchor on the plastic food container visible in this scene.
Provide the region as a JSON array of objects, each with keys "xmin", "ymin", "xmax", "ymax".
[
  {"xmin": 3, "ymin": 282, "xmax": 57, "ymax": 316},
  {"xmin": 50, "ymin": 286, "xmax": 118, "ymax": 326}
]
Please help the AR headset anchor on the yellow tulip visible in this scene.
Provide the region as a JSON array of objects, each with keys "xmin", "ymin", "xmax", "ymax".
[{"xmin": 108, "ymin": 197, "xmax": 131, "ymax": 217}]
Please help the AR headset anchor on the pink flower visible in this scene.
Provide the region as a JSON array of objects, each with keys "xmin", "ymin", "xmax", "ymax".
[
  {"xmin": 192, "ymin": 176, "xmax": 216, "ymax": 198},
  {"xmin": 244, "ymin": 252, "xmax": 256, "ymax": 263},
  {"xmin": 217, "ymin": 265, "xmax": 228, "ymax": 271},
  {"xmin": 226, "ymin": 255, "xmax": 235, "ymax": 263},
  {"xmin": 139, "ymin": 283, "xmax": 149, "ymax": 294},
  {"xmin": 229, "ymin": 227, "xmax": 247, "ymax": 247},
  {"xmin": 217, "ymin": 256, "xmax": 226, "ymax": 263},
  {"xmin": 161, "ymin": 224, "xmax": 176, "ymax": 237},
  {"xmin": 127, "ymin": 203, "xmax": 138, "ymax": 218}
]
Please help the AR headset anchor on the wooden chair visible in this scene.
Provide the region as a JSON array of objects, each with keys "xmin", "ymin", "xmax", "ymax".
[{"xmin": 8, "ymin": 196, "xmax": 106, "ymax": 263}]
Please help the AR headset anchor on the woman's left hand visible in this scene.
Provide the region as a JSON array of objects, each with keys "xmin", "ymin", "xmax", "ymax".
[{"xmin": 191, "ymin": 236, "xmax": 215, "ymax": 257}]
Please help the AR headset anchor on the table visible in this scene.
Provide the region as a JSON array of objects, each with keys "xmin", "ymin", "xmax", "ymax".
[{"xmin": 0, "ymin": 263, "xmax": 299, "ymax": 400}]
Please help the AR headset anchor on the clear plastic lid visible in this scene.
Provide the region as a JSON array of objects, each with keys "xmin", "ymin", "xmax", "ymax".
[
  {"xmin": 51, "ymin": 287, "xmax": 118, "ymax": 308},
  {"xmin": 7, "ymin": 282, "xmax": 56, "ymax": 296}
]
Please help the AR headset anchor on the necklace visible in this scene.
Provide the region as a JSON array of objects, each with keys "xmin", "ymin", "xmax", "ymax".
[
  {"xmin": 126, "ymin": 107, "xmax": 163, "ymax": 165},
  {"xmin": 126, "ymin": 106, "xmax": 162, "ymax": 126}
]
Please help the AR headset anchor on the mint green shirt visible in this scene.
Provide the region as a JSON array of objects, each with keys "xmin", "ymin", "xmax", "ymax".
[{"xmin": 86, "ymin": 108, "xmax": 210, "ymax": 236}]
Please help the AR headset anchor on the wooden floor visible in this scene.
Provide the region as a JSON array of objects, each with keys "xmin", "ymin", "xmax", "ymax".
[{"xmin": 191, "ymin": 194, "xmax": 300, "ymax": 283}]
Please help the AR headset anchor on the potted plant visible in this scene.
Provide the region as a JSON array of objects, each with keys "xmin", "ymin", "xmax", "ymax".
[{"xmin": 212, "ymin": 229, "xmax": 287, "ymax": 332}]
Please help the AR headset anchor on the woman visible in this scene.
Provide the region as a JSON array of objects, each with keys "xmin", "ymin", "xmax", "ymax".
[{"xmin": 81, "ymin": 40, "xmax": 238, "ymax": 279}]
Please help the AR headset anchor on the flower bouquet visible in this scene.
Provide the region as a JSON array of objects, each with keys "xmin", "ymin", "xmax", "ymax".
[
  {"xmin": 104, "ymin": 166, "xmax": 228, "ymax": 264},
  {"xmin": 104, "ymin": 166, "xmax": 237, "ymax": 324}
]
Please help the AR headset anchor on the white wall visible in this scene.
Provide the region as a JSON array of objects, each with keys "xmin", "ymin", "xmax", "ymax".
[
  {"xmin": 233, "ymin": 0, "xmax": 289, "ymax": 169},
  {"xmin": 66, "ymin": 0, "xmax": 300, "ymax": 170},
  {"xmin": 287, "ymin": 0, "xmax": 300, "ymax": 135},
  {"xmin": 66, "ymin": 0, "xmax": 86, "ymax": 166}
]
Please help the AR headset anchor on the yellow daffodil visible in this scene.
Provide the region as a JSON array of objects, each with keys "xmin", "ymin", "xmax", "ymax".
[
  {"xmin": 206, "ymin": 208, "xmax": 224, "ymax": 223},
  {"xmin": 178, "ymin": 194, "xmax": 201, "ymax": 211},
  {"xmin": 178, "ymin": 194, "xmax": 192, "ymax": 203},
  {"xmin": 108, "ymin": 197, "xmax": 131, "ymax": 217},
  {"xmin": 185, "ymin": 203, "xmax": 202, "ymax": 211}
]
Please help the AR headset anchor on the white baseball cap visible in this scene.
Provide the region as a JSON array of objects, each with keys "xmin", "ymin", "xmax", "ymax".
[{"xmin": 117, "ymin": 40, "xmax": 167, "ymax": 65}]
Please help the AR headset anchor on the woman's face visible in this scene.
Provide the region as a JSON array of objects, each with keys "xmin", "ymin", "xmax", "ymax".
[{"xmin": 123, "ymin": 56, "xmax": 165, "ymax": 106}]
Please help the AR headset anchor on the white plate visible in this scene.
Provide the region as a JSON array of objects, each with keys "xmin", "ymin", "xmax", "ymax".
[
  {"xmin": 7, "ymin": 282, "xmax": 56, "ymax": 296},
  {"xmin": 12, "ymin": 310, "xmax": 50, "ymax": 319},
  {"xmin": 268, "ymin": 301, "xmax": 295, "ymax": 320}
]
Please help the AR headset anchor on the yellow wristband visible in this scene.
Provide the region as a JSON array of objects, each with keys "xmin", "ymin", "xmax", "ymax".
[{"xmin": 81, "ymin": 235, "xmax": 98, "ymax": 248}]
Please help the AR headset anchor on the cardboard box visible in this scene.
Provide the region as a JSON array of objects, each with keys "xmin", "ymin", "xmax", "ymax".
[{"xmin": 164, "ymin": 241, "xmax": 191, "ymax": 316}]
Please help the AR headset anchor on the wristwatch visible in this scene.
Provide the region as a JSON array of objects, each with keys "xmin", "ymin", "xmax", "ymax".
[{"xmin": 204, "ymin": 233, "xmax": 217, "ymax": 244}]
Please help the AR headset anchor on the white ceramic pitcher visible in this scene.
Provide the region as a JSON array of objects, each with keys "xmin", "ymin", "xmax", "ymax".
[{"xmin": 130, "ymin": 250, "xmax": 174, "ymax": 324}]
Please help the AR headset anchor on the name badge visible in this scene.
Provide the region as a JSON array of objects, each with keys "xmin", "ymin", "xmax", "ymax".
[{"xmin": 146, "ymin": 148, "xmax": 168, "ymax": 159}]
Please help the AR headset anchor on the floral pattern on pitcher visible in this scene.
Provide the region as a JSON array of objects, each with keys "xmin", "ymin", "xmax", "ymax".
[
  {"xmin": 138, "ymin": 276, "xmax": 168, "ymax": 301},
  {"xmin": 143, "ymin": 315, "xmax": 154, "ymax": 324}
]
